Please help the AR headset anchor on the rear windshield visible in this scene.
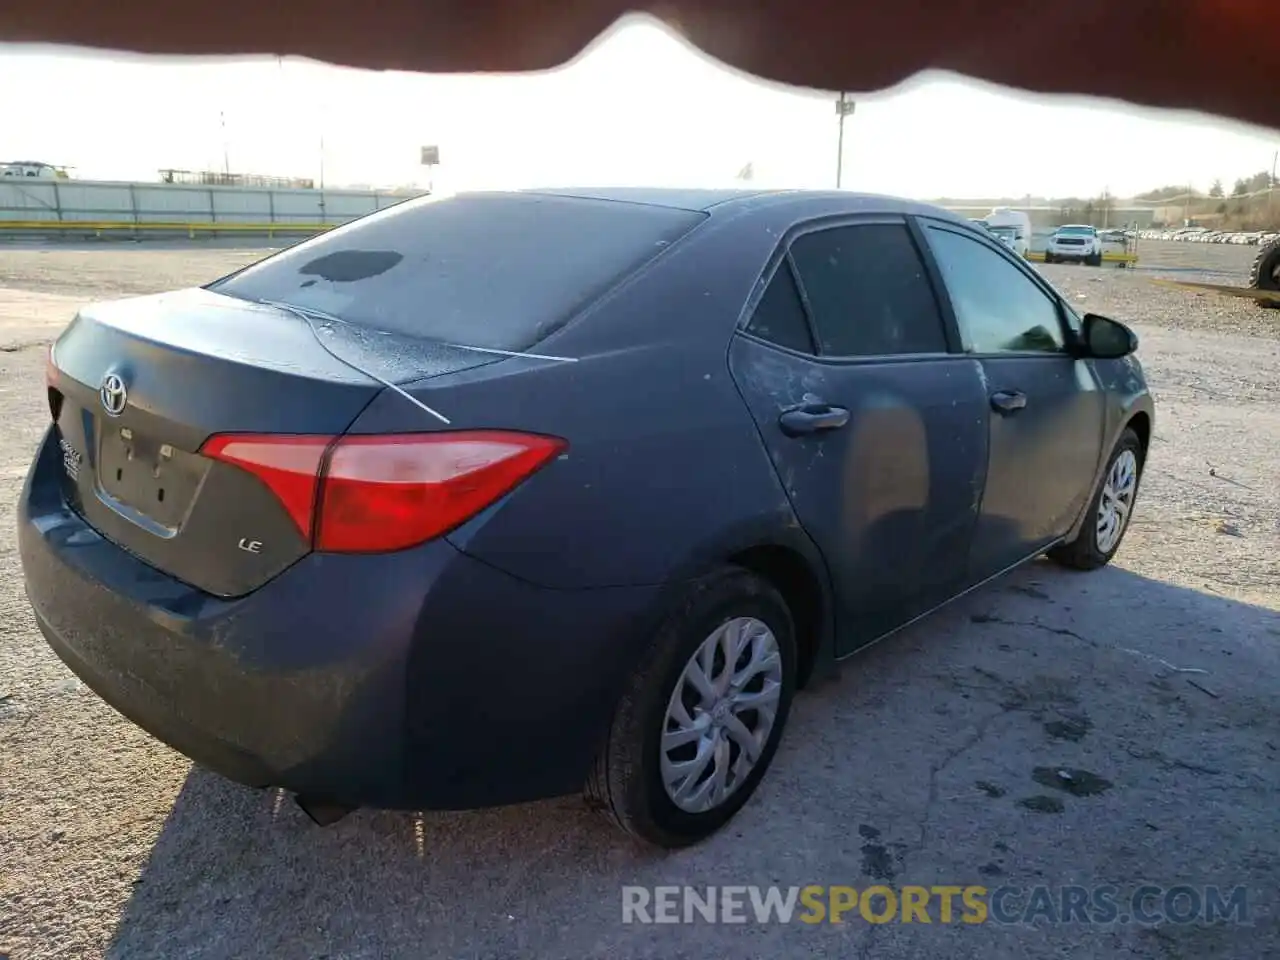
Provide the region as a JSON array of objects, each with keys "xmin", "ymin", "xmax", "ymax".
[{"xmin": 210, "ymin": 193, "xmax": 706, "ymax": 351}]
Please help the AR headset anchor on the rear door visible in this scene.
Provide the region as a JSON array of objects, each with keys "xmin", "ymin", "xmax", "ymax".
[
  {"xmin": 919, "ymin": 221, "xmax": 1107, "ymax": 579},
  {"xmin": 728, "ymin": 217, "xmax": 990, "ymax": 652}
]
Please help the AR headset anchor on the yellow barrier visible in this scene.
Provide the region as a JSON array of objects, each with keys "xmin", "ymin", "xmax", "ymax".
[
  {"xmin": 0, "ymin": 220, "xmax": 340, "ymax": 239},
  {"xmin": 1026, "ymin": 250, "xmax": 1139, "ymax": 267}
]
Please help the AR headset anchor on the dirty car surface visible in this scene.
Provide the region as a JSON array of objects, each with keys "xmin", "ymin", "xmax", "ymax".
[{"xmin": 17, "ymin": 188, "xmax": 1154, "ymax": 848}]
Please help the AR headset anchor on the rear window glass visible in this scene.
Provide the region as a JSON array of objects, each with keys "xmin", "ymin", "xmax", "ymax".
[
  {"xmin": 745, "ymin": 264, "xmax": 815, "ymax": 354},
  {"xmin": 209, "ymin": 193, "xmax": 706, "ymax": 351}
]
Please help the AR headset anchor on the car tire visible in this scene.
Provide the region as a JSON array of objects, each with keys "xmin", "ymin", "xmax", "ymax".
[
  {"xmin": 1087, "ymin": 252, "xmax": 1103, "ymax": 267},
  {"xmin": 1047, "ymin": 427, "xmax": 1143, "ymax": 571},
  {"xmin": 585, "ymin": 566, "xmax": 797, "ymax": 848},
  {"xmin": 1044, "ymin": 252, "xmax": 1055, "ymax": 264},
  {"xmin": 1249, "ymin": 235, "xmax": 1280, "ymax": 310}
]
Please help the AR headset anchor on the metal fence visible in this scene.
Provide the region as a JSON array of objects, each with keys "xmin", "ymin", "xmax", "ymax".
[{"xmin": 0, "ymin": 178, "xmax": 425, "ymax": 237}]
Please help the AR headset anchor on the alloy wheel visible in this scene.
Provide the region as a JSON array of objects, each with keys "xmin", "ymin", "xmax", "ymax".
[
  {"xmin": 1096, "ymin": 449, "xmax": 1138, "ymax": 554},
  {"xmin": 659, "ymin": 617, "xmax": 783, "ymax": 814}
]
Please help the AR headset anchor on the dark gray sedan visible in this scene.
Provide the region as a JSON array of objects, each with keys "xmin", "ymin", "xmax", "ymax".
[{"xmin": 19, "ymin": 188, "xmax": 1153, "ymax": 848}]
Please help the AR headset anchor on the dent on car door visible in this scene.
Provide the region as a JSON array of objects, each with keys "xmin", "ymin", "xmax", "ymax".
[
  {"xmin": 921, "ymin": 223, "xmax": 1107, "ymax": 579},
  {"xmin": 728, "ymin": 219, "xmax": 989, "ymax": 652}
]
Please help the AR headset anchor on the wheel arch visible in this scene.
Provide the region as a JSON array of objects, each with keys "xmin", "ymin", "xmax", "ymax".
[
  {"xmin": 1065, "ymin": 399, "xmax": 1154, "ymax": 543},
  {"xmin": 662, "ymin": 516, "xmax": 837, "ymax": 691},
  {"xmin": 726, "ymin": 542, "xmax": 829, "ymax": 689},
  {"xmin": 1126, "ymin": 409, "xmax": 1152, "ymax": 464}
]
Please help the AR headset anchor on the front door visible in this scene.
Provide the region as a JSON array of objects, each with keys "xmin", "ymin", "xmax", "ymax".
[
  {"xmin": 920, "ymin": 222, "xmax": 1107, "ymax": 580},
  {"xmin": 728, "ymin": 218, "xmax": 990, "ymax": 652}
]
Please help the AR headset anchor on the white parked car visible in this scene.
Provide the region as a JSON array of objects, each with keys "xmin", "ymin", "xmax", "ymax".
[{"xmin": 1045, "ymin": 224, "xmax": 1103, "ymax": 266}]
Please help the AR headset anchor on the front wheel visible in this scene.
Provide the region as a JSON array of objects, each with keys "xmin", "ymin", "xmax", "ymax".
[
  {"xmin": 1048, "ymin": 427, "xmax": 1143, "ymax": 571},
  {"xmin": 586, "ymin": 567, "xmax": 797, "ymax": 848}
]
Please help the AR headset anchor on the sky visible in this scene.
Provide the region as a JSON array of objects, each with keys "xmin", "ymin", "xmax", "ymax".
[{"xmin": 2, "ymin": 15, "xmax": 1277, "ymax": 200}]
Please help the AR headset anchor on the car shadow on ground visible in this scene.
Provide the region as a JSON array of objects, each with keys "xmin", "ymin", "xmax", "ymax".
[{"xmin": 103, "ymin": 561, "xmax": 1280, "ymax": 959}]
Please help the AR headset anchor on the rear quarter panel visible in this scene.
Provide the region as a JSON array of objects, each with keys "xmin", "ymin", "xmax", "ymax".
[{"xmin": 345, "ymin": 204, "xmax": 818, "ymax": 591}]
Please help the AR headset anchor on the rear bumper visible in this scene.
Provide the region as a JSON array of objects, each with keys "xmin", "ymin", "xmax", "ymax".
[{"xmin": 18, "ymin": 428, "xmax": 660, "ymax": 809}]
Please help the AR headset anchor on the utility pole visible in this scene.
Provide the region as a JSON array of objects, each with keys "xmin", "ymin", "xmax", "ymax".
[
  {"xmin": 1270, "ymin": 150, "xmax": 1277, "ymax": 225},
  {"xmin": 420, "ymin": 146, "xmax": 440, "ymax": 194},
  {"xmin": 220, "ymin": 111, "xmax": 230, "ymax": 177},
  {"xmin": 835, "ymin": 93, "xmax": 856, "ymax": 189},
  {"xmin": 318, "ymin": 132, "xmax": 327, "ymax": 222}
]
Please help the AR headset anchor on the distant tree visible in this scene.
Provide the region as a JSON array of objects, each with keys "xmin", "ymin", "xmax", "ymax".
[
  {"xmin": 1232, "ymin": 178, "xmax": 1250, "ymax": 197},
  {"xmin": 1244, "ymin": 170, "xmax": 1273, "ymax": 193},
  {"xmin": 1057, "ymin": 197, "xmax": 1088, "ymax": 223},
  {"xmin": 1058, "ymin": 193, "xmax": 1115, "ymax": 227},
  {"xmin": 1135, "ymin": 184, "xmax": 1195, "ymax": 202},
  {"xmin": 1209, "ymin": 179, "xmax": 1224, "ymax": 198}
]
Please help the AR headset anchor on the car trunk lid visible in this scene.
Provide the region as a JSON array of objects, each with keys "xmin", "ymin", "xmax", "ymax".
[{"xmin": 47, "ymin": 287, "xmax": 498, "ymax": 597}]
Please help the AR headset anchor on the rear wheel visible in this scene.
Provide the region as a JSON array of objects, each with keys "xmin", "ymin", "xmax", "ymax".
[
  {"xmin": 1250, "ymin": 236, "xmax": 1280, "ymax": 309},
  {"xmin": 1048, "ymin": 427, "xmax": 1143, "ymax": 571},
  {"xmin": 586, "ymin": 566, "xmax": 796, "ymax": 848}
]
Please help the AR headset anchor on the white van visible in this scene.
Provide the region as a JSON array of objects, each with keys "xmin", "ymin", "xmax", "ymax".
[{"xmin": 983, "ymin": 208, "xmax": 1031, "ymax": 258}]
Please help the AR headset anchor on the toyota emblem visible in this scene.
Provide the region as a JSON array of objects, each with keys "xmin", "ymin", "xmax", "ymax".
[{"xmin": 100, "ymin": 373, "xmax": 128, "ymax": 417}]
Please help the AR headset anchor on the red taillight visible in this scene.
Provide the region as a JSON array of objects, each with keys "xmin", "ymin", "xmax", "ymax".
[
  {"xmin": 315, "ymin": 431, "xmax": 566, "ymax": 553},
  {"xmin": 46, "ymin": 345, "xmax": 63, "ymax": 421},
  {"xmin": 200, "ymin": 430, "xmax": 565, "ymax": 554},
  {"xmin": 200, "ymin": 435, "xmax": 332, "ymax": 538}
]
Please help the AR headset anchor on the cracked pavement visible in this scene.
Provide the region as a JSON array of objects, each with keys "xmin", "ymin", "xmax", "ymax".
[{"xmin": 1, "ymin": 243, "xmax": 1278, "ymax": 959}]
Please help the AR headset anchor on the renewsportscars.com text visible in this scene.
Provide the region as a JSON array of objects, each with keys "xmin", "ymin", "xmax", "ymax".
[{"xmin": 621, "ymin": 884, "xmax": 1249, "ymax": 926}]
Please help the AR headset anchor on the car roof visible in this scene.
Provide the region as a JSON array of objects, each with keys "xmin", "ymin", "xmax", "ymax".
[
  {"xmin": 515, "ymin": 186, "xmax": 781, "ymax": 211},
  {"xmin": 508, "ymin": 186, "xmax": 967, "ymax": 222},
  {"xmin": 1058, "ymin": 223, "xmax": 1096, "ymax": 229}
]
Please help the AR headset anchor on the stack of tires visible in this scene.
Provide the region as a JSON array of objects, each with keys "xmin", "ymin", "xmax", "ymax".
[{"xmin": 1251, "ymin": 236, "xmax": 1280, "ymax": 309}]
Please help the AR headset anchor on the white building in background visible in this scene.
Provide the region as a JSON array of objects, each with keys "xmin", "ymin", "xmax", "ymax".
[{"xmin": 1, "ymin": 161, "xmax": 70, "ymax": 179}]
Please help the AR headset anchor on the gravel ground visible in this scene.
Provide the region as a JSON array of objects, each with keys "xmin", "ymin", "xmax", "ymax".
[
  {"xmin": 1, "ymin": 242, "xmax": 1278, "ymax": 960},
  {"xmin": 1129, "ymin": 239, "xmax": 1262, "ymax": 286}
]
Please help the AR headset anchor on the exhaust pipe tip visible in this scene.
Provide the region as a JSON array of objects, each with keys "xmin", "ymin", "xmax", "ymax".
[{"xmin": 295, "ymin": 794, "xmax": 357, "ymax": 827}]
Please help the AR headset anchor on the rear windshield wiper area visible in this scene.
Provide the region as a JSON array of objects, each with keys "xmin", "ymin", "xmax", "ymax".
[
  {"xmin": 260, "ymin": 298, "xmax": 455, "ymax": 425},
  {"xmin": 259, "ymin": 298, "xmax": 581, "ymax": 427}
]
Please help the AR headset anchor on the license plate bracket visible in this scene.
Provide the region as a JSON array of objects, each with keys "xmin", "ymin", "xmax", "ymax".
[{"xmin": 96, "ymin": 424, "xmax": 203, "ymax": 530}]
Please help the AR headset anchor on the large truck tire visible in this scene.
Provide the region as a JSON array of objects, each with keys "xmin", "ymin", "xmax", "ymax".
[{"xmin": 1250, "ymin": 236, "xmax": 1280, "ymax": 310}]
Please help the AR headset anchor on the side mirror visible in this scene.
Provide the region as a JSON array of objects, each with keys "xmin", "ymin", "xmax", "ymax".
[{"xmin": 1080, "ymin": 313, "xmax": 1138, "ymax": 359}]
